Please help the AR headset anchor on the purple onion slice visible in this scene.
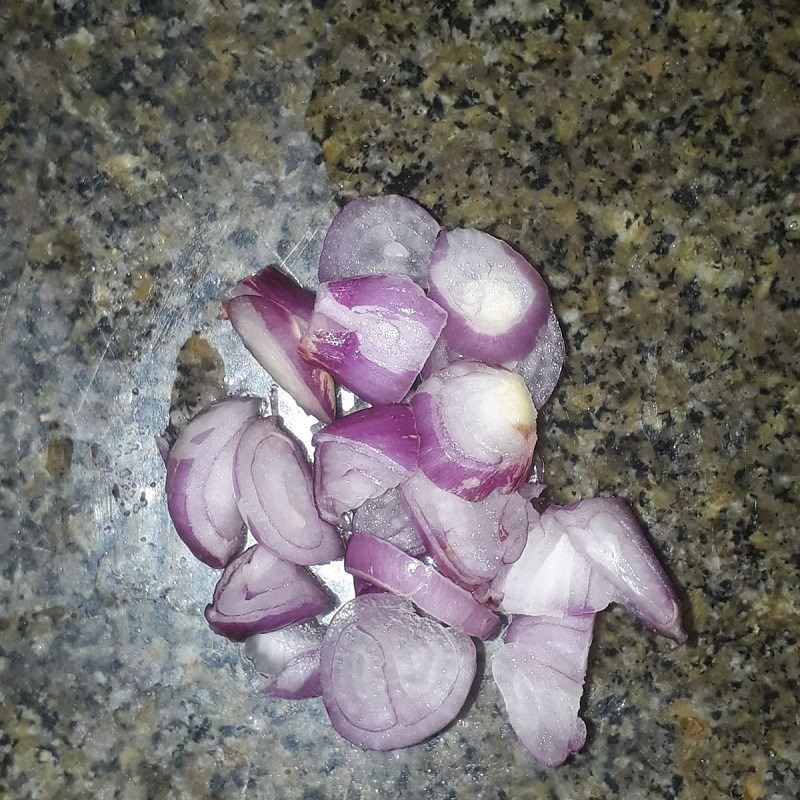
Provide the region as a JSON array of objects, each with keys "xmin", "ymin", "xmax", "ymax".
[
  {"xmin": 492, "ymin": 614, "xmax": 595, "ymax": 768},
  {"xmin": 318, "ymin": 195, "xmax": 440, "ymax": 288},
  {"xmin": 299, "ymin": 275, "xmax": 447, "ymax": 405},
  {"xmin": 345, "ymin": 532, "xmax": 501, "ymax": 639},
  {"xmin": 233, "ymin": 416, "xmax": 343, "ymax": 565},
  {"xmin": 428, "ymin": 229, "xmax": 551, "ymax": 364},
  {"xmin": 548, "ymin": 498, "xmax": 686, "ymax": 642},
  {"xmin": 244, "ymin": 621, "xmax": 324, "ymax": 699},
  {"xmin": 411, "ymin": 361, "xmax": 537, "ymax": 501},
  {"xmin": 204, "ymin": 545, "xmax": 334, "ymax": 641},
  {"xmin": 351, "ymin": 487, "xmax": 426, "ymax": 557},
  {"xmin": 399, "ymin": 471, "xmax": 529, "ymax": 592},
  {"xmin": 164, "ymin": 396, "xmax": 260, "ymax": 568},
  {"xmin": 224, "ymin": 267, "xmax": 336, "ymax": 422},
  {"xmin": 312, "ymin": 403, "xmax": 419, "ymax": 525},
  {"xmin": 320, "ymin": 594, "xmax": 476, "ymax": 751}
]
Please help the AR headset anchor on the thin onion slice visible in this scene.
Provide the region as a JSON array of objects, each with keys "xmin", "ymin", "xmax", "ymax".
[
  {"xmin": 233, "ymin": 416, "xmax": 343, "ymax": 565},
  {"xmin": 244, "ymin": 622, "xmax": 324, "ymax": 699},
  {"xmin": 344, "ymin": 532, "xmax": 501, "ymax": 639},
  {"xmin": 204, "ymin": 545, "xmax": 334, "ymax": 641},
  {"xmin": 428, "ymin": 229, "xmax": 551, "ymax": 364},
  {"xmin": 547, "ymin": 498, "xmax": 686, "ymax": 642},
  {"xmin": 320, "ymin": 594, "xmax": 476, "ymax": 750},
  {"xmin": 351, "ymin": 487, "xmax": 426, "ymax": 557},
  {"xmin": 493, "ymin": 614, "xmax": 595, "ymax": 769},
  {"xmin": 165, "ymin": 396, "xmax": 260, "ymax": 568},
  {"xmin": 312, "ymin": 404, "xmax": 419, "ymax": 525},
  {"xmin": 224, "ymin": 267, "xmax": 336, "ymax": 422},
  {"xmin": 411, "ymin": 361, "xmax": 537, "ymax": 501},
  {"xmin": 318, "ymin": 195, "xmax": 440, "ymax": 288},
  {"xmin": 399, "ymin": 471, "xmax": 529, "ymax": 592},
  {"xmin": 299, "ymin": 275, "xmax": 447, "ymax": 405}
]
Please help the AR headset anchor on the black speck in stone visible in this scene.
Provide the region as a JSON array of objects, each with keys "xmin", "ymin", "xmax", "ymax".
[
  {"xmin": 385, "ymin": 164, "xmax": 424, "ymax": 195},
  {"xmin": 228, "ymin": 227, "xmax": 257, "ymax": 248},
  {"xmin": 653, "ymin": 232, "xmax": 676, "ymax": 255},
  {"xmin": 672, "ymin": 186, "xmax": 699, "ymax": 212}
]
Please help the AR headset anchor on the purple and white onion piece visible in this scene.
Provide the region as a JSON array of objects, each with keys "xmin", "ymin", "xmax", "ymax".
[
  {"xmin": 548, "ymin": 498, "xmax": 686, "ymax": 643},
  {"xmin": 345, "ymin": 532, "xmax": 501, "ymax": 639},
  {"xmin": 233, "ymin": 416, "xmax": 343, "ymax": 565},
  {"xmin": 164, "ymin": 396, "xmax": 260, "ymax": 568},
  {"xmin": 512, "ymin": 308, "xmax": 565, "ymax": 409},
  {"xmin": 493, "ymin": 614, "xmax": 595, "ymax": 769},
  {"xmin": 427, "ymin": 229, "xmax": 551, "ymax": 364},
  {"xmin": 320, "ymin": 594, "xmax": 476, "ymax": 751},
  {"xmin": 412, "ymin": 361, "xmax": 537, "ymax": 501},
  {"xmin": 351, "ymin": 487, "xmax": 426, "ymax": 557},
  {"xmin": 318, "ymin": 195, "xmax": 440, "ymax": 288},
  {"xmin": 352, "ymin": 575, "xmax": 386, "ymax": 596},
  {"xmin": 495, "ymin": 508, "xmax": 617, "ymax": 618},
  {"xmin": 204, "ymin": 545, "xmax": 334, "ymax": 641},
  {"xmin": 312, "ymin": 403, "xmax": 419, "ymax": 525},
  {"xmin": 299, "ymin": 275, "xmax": 447, "ymax": 405},
  {"xmin": 224, "ymin": 267, "xmax": 336, "ymax": 422},
  {"xmin": 399, "ymin": 471, "xmax": 529, "ymax": 592},
  {"xmin": 244, "ymin": 621, "xmax": 324, "ymax": 699}
]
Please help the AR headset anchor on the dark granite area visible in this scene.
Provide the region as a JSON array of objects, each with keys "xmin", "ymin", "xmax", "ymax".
[{"xmin": 1, "ymin": 1, "xmax": 797, "ymax": 798}]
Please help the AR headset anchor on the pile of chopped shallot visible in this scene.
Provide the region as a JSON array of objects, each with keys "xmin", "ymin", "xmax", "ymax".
[{"xmin": 157, "ymin": 194, "xmax": 685, "ymax": 768}]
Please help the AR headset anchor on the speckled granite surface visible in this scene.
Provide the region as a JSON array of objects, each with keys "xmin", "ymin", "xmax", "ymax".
[{"xmin": 1, "ymin": 1, "xmax": 798, "ymax": 798}]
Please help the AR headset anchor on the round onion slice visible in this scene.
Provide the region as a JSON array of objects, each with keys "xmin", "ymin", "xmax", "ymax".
[
  {"xmin": 513, "ymin": 308, "xmax": 565, "ymax": 409},
  {"xmin": 233, "ymin": 416, "xmax": 343, "ymax": 565},
  {"xmin": 492, "ymin": 614, "xmax": 595, "ymax": 769},
  {"xmin": 344, "ymin": 532, "xmax": 501, "ymax": 639},
  {"xmin": 428, "ymin": 229, "xmax": 551, "ymax": 364},
  {"xmin": 399, "ymin": 471, "xmax": 529, "ymax": 592},
  {"xmin": 299, "ymin": 275, "xmax": 447, "ymax": 405},
  {"xmin": 204, "ymin": 545, "xmax": 334, "ymax": 641},
  {"xmin": 312, "ymin": 404, "xmax": 419, "ymax": 524},
  {"xmin": 224, "ymin": 267, "xmax": 336, "ymax": 422},
  {"xmin": 165, "ymin": 396, "xmax": 260, "ymax": 568},
  {"xmin": 318, "ymin": 195, "xmax": 440, "ymax": 288},
  {"xmin": 351, "ymin": 487, "xmax": 426, "ymax": 557},
  {"xmin": 411, "ymin": 361, "xmax": 537, "ymax": 501},
  {"xmin": 244, "ymin": 622, "xmax": 324, "ymax": 699},
  {"xmin": 320, "ymin": 594, "xmax": 476, "ymax": 751},
  {"xmin": 547, "ymin": 498, "xmax": 686, "ymax": 642}
]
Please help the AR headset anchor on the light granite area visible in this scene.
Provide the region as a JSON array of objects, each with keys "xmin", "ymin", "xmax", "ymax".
[{"xmin": 1, "ymin": 1, "xmax": 798, "ymax": 798}]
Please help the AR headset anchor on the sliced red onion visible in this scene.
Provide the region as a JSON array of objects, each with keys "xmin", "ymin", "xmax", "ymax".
[
  {"xmin": 420, "ymin": 335, "xmax": 458, "ymax": 380},
  {"xmin": 345, "ymin": 532, "xmax": 501, "ymax": 639},
  {"xmin": 351, "ymin": 487, "xmax": 426, "ymax": 557},
  {"xmin": 513, "ymin": 308, "xmax": 565, "ymax": 409},
  {"xmin": 428, "ymin": 229, "xmax": 551, "ymax": 364},
  {"xmin": 311, "ymin": 404, "xmax": 419, "ymax": 524},
  {"xmin": 164, "ymin": 397, "xmax": 260, "ymax": 568},
  {"xmin": 399, "ymin": 471, "xmax": 529, "ymax": 592},
  {"xmin": 493, "ymin": 614, "xmax": 595, "ymax": 769},
  {"xmin": 411, "ymin": 361, "xmax": 537, "ymax": 501},
  {"xmin": 299, "ymin": 275, "xmax": 447, "ymax": 405},
  {"xmin": 204, "ymin": 545, "xmax": 334, "ymax": 641},
  {"xmin": 154, "ymin": 434, "xmax": 170, "ymax": 466},
  {"xmin": 233, "ymin": 416, "xmax": 343, "ymax": 565},
  {"xmin": 320, "ymin": 594, "xmax": 476, "ymax": 750},
  {"xmin": 352, "ymin": 575, "xmax": 386, "ymax": 596},
  {"xmin": 244, "ymin": 621, "xmax": 324, "ymax": 699},
  {"xmin": 495, "ymin": 509, "xmax": 617, "ymax": 618},
  {"xmin": 318, "ymin": 195, "xmax": 440, "ymax": 288},
  {"xmin": 224, "ymin": 267, "xmax": 336, "ymax": 422},
  {"xmin": 548, "ymin": 498, "xmax": 686, "ymax": 642}
]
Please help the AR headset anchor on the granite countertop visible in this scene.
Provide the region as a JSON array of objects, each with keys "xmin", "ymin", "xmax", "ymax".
[{"xmin": 1, "ymin": 1, "xmax": 798, "ymax": 798}]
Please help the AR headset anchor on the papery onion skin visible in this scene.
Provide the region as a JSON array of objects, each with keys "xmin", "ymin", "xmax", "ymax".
[
  {"xmin": 233, "ymin": 416, "xmax": 344, "ymax": 565},
  {"xmin": 493, "ymin": 614, "xmax": 594, "ymax": 769},
  {"xmin": 318, "ymin": 195, "xmax": 440, "ymax": 288},
  {"xmin": 320, "ymin": 594, "xmax": 476, "ymax": 751},
  {"xmin": 411, "ymin": 361, "xmax": 537, "ymax": 501},
  {"xmin": 204, "ymin": 545, "xmax": 334, "ymax": 641},
  {"xmin": 224, "ymin": 267, "xmax": 336, "ymax": 422},
  {"xmin": 299, "ymin": 275, "xmax": 447, "ymax": 405},
  {"xmin": 345, "ymin": 532, "xmax": 501, "ymax": 639},
  {"xmin": 165, "ymin": 397, "xmax": 260, "ymax": 568},
  {"xmin": 547, "ymin": 498, "xmax": 686, "ymax": 643},
  {"xmin": 428, "ymin": 229, "xmax": 551, "ymax": 364},
  {"xmin": 312, "ymin": 404, "xmax": 419, "ymax": 525}
]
